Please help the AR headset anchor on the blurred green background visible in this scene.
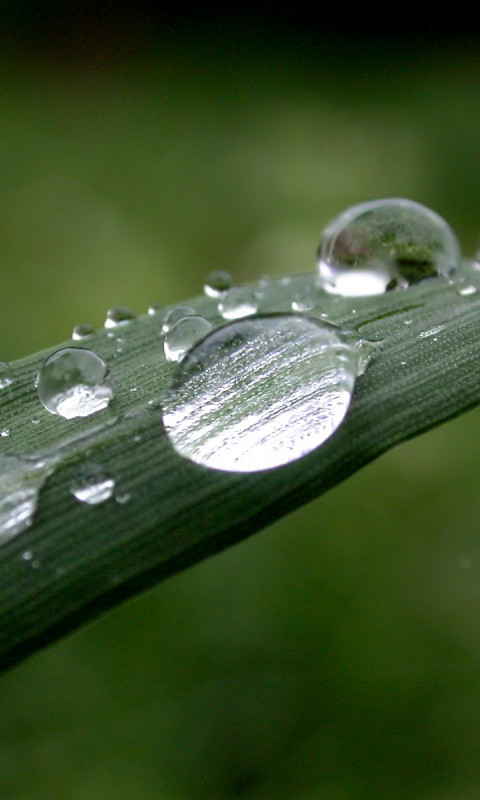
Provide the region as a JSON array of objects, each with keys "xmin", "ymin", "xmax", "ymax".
[{"xmin": 2, "ymin": 5, "xmax": 480, "ymax": 798}]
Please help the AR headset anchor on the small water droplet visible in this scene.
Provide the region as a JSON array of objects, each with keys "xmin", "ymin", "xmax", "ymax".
[
  {"xmin": 291, "ymin": 287, "xmax": 317, "ymax": 312},
  {"xmin": 204, "ymin": 270, "xmax": 234, "ymax": 298},
  {"xmin": 21, "ymin": 551, "xmax": 40, "ymax": 569},
  {"xmin": 218, "ymin": 288, "xmax": 258, "ymax": 320},
  {"xmin": 37, "ymin": 347, "xmax": 113, "ymax": 419},
  {"xmin": 458, "ymin": 283, "xmax": 477, "ymax": 296},
  {"xmin": 72, "ymin": 323, "xmax": 94, "ymax": 340},
  {"xmin": 31, "ymin": 417, "xmax": 40, "ymax": 424},
  {"xmin": 418, "ymin": 325, "xmax": 444, "ymax": 339},
  {"xmin": 317, "ymin": 198, "xmax": 460, "ymax": 297},
  {"xmin": 116, "ymin": 492, "xmax": 131, "ymax": 505},
  {"xmin": 162, "ymin": 306, "xmax": 197, "ymax": 333},
  {"xmin": 148, "ymin": 302, "xmax": 164, "ymax": 316},
  {"xmin": 71, "ymin": 463, "xmax": 115, "ymax": 505},
  {"xmin": 105, "ymin": 306, "xmax": 136, "ymax": 328},
  {"xmin": 0, "ymin": 362, "xmax": 13, "ymax": 390},
  {"xmin": 0, "ymin": 429, "xmax": 9, "ymax": 438},
  {"xmin": 162, "ymin": 314, "xmax": 363, "ymax": 472},
  {"xmin": 164, "ymin": 316, "xmax": 213, "ymax": 363},
  {"xmin": 0, "ymin": 454, "xmax": 57, "ymax": 544}
]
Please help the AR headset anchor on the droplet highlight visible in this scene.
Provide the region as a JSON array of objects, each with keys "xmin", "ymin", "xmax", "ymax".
[
  {"xmin": 317, "ymin": 198, "xmax": 460, "ymax": 296},
  {"xmin": 71, "ymin": 463, "xmax": 115, "ymax": 505},
  {"xmin": 164, "ymin": 316, "xmax": 213, "ymax": 362},
  {"xmin": 218, "ymin": 287, "xmax": 258, "ymax": 320},
  {"xmin": 37, "ymin": 347, "xmax": 113, "ymax": 419},
  {"xmin": 162, "ymin": 314, "xmax": 362, "ymax": 473}
]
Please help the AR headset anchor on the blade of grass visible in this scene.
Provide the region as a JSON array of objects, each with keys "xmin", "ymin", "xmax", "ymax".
[{"xmin": 1, "ymin": 268, "xmax": 480, "ymax": 671}]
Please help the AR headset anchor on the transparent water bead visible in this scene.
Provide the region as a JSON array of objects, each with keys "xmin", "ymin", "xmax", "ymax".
[
  {"xmin": 162, "ymin": 314, "xmax": 362, "ymax": 473},
  {"xmin": 218, "ymin": 287, "xmax": 258, "ymax": 320},
  {"xmin": 71, "ymin": 463, "xmax": 115, "ymax": 505},
  {"xmin": 291, "ymin": 287, "xmax": 317, "ymax": 312},
  {"xmin": 317, "ymin": 198, "xmax": 460, "ymax": 297},
  {"xmin": 72, "ymin": 323, "xmax": 94, "ymax": 340},
  {"xmin": 104, "ymin": 306, "xmax": 136, "ymax": 328},
  {"xmin": 0, "ymin": 362, "xmax": 13, "ymax": 390},
  {"xmin": 162, "ymin": 306, "xmax": 197, "ymax": 333},
  {"xmin": 204, "ymin": 270, "xmax": 234, "ymax": 298},
  {"xmin": 164, "ymin": 315, "xmax": 213, "ymax": 362},
  {"xmin": 0, "ymin": 454, "xmax": 57, "ymax": 545},
  {"xmin": 148, "ymin": 302, "xmax": 164, "ymax": 316},
  {"xmin": 37, "ymin": 347, "xmax": 113, "ymax": 419}
]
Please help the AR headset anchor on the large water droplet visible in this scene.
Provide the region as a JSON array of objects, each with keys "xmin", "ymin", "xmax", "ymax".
[
  {"xmin": 164, "ymin": 316, "xmax": 213, "ymax": 362},
  {"xmin": 0, "ymin": 454, "xmax": 57, "ymax": 544},
  {"xmin": 37, "ymin": 347, "xmax": 113, "ymax": 419},
  {"xmin": 317, "ymin": 198, "xmax": 460, "ymax": 296},
  {"xmin": 162, "ymin": 314, "xmax": 362, "ymax": 473},
  {"xmin": 218, "ymin": 287, "xmax": 258, "ymax": 320},
  {"xmin": 104, "ymin": 306, "xmax": 136, "ymax": 328},
  {"xmin": 71, "ymin": 463, "xmax": 115, "ymax": 505},
  {"xmin": 0, "ymin": 362, "xmax": 13, "ymax": 389},
  {"xmin": 204, "ymin": 270, "xmax": 234, "ymax": 298}
]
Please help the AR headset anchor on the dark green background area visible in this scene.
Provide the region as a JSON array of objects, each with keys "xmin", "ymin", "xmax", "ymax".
[{"xmin": 2, "ymin": 10, "xmax": 480, "ymax": 798}]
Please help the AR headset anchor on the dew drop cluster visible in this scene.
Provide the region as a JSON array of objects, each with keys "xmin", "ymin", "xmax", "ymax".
[{"xmin": 0, "ymin": 195, "xmax": 475, "ymax": 547}]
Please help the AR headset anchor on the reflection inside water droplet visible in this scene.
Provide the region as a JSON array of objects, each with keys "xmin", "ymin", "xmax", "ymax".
[
  {"xmin": 164, "ymin": 315, "xmax": 213, "ymax": 362},
  {"xmin": 162, "ymin": 306, "xmax": 197, "ymax": 333},
  {"xmin": 162, "ymin": 314, "xmax": 364, "ymax": 473},
  {"xmin": 218, "ymin": 287, "xmax": 258, "ymax": 320},
  {"xmin": 317, "ymin": 198, "xmax": 460, "ymax": 297},
  {"xmin": 0, "ymin": 454, "xmax": 57, "ymax": 545},
  {"xmin": 37, "ymin": 347, "xmax": 113, "ymax": 419},
  {"xmin": 71, "ymin": 463, "xmax": 115, "ymax": 505}
]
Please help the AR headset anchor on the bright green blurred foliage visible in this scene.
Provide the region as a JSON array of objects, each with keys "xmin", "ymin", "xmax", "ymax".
[{"xmin": 2, "ymin": 27, "xmax": 480, "ymax": 799}]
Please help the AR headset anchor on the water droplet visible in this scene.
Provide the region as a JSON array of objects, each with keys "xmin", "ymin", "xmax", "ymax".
[
  {"xmin": 162, "ymin": 313, "xmax": 362, "ymax": 473},
  {"xmin": 116, "ymin": 492, "xmax": 131, "ymax": 505},
  {"xmin": 37, "ymin": 347, "xmax": 113, "ymax": 419},
  {"xmin": 31, "ymin": 417, "xmax": 40, "ymax": 424},
  {"xmin": 148, "ymin": 302, "xmax": 164, "ymax": 316},
  {"xmin": 0, "ymin": 429, "xmax": 9, "ymax": 438},
  {"xmin": 458, "ymin": 283, "xmax": 477, "ymax": 296},
  {"xmin": 0, "ymin": 454, "xmax": 57, "ymax": 544},
  {"xmin": 291, "ymin": 287, "xmax": 317, "ymax": 312},
  {"xmin": 218, "ymin": 288, "xmax": 258, "ymax": 320},
  {"xmin": 105, "ymin": 306, "xmax": 136, "ymax": 328},
  {"xmin": 71, "ymin": 463, "xmax": 115, "ymax": 505},
  {"xmin": 162, "ymin": 306, "xmax": 197, "ymax": 333},
  {"xmin": 0, "ymin": 362, "xmax": 13, "ymax": 390},
  {"xmin": 418, "ymin": 325, "xmax": 444, "ymax": 339},
  {"xmin": 164, "ymin": 316, "xmax": 213, "ymax": 363},
  {"xmin": 204, "ymin": 270, "xmax": 234, "ymax": 297},
  {"xmin": 72, "ymin": 323, "xmax": 94, "ymax": 340},
  {"xmin": 21, "ymin": 550, "xmax": 40, "ymax": 569},
  {"xmin": 317, "ymin": 198, "xmax": 460, "ymax": 296}
]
